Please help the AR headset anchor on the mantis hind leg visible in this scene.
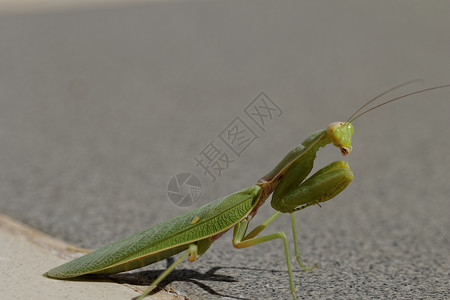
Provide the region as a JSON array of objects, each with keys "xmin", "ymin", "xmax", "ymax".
[{"xmin": 137, "ymin": 244, "xmax": 198, "ymax": 300}]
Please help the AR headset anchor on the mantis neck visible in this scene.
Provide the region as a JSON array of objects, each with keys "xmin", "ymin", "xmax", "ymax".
[{"xmin": 257, "ymin": 129, "xmax": 331, "ymax": 197}]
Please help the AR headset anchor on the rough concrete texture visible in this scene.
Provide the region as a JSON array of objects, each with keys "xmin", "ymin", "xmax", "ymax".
[
  {"xmin": 0, "ymin": 213, "xmax": 181, "ymax": 299},
  {"xmin": 0, "ymin": 1, "xmax": 449, "ymax": 299}
]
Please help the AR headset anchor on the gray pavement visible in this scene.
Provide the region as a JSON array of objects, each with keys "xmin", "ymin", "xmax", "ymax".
[{"xmin": 0, "ymin": 1, "xmax": 449, "ymax": 299}]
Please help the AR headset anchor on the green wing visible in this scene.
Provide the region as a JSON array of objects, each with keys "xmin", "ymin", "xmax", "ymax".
[{"xmin": 46, "ymin": 185, "xmax": 262, "ymax": 278}]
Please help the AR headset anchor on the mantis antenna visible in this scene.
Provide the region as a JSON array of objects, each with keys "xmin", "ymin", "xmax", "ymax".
[
  {"xmin": 346, "ymin": 82, "xmax": 450, "ymax": 123},
  {"xmin": 263, "ymin": 81, "xmax": 450, "ymax": 184}
]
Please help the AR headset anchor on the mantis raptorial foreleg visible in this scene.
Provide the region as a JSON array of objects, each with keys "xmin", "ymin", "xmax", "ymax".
[
  {"xmin": 231, "ymin": 160, "xmax": 353, "ymax": 298},
  {"xmin": 285, "ymin": 161, "xmax": 353, "ymax": 269}
]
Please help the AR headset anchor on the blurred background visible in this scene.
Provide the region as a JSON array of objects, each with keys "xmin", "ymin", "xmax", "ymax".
[{"xmin": 0, "ymin": 1, "xmax": 449, "ymax": 299}]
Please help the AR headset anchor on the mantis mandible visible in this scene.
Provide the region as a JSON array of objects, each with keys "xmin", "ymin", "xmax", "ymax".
[{"xmin": 45, "ymin": 82, "xmax": 450, "ymax": 300}]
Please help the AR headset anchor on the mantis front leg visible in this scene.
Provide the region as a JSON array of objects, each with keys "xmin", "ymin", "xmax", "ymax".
[
  {"xmin": 233, "ymin": 160, "xmax": 354, "ymax": 298},
  {"xmin": 275, "ymin": 160, "xmax": 353, "ymax": 270},
  {"xmin": 272, "ymin": 160, "xmax": 353, "ymax": 213}
]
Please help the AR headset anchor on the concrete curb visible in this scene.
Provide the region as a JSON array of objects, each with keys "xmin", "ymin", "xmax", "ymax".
[{"xmin": 0, "ymin": 213, "xmax": 183, "ymax": 300}]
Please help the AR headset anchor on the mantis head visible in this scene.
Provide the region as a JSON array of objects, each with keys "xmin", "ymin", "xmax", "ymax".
[
  {"xmin": 328, "ymin": 81, "xmax": 450, "ymax": 157},
  {"xmin": 326, "ymin": 122, "xmax": 354, "ymax": 156}
]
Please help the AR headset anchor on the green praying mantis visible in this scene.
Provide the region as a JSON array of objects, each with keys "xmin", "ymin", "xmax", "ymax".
[{"xmin": 45, "ymin": 82, "xmax": 450, "ymax": 300}]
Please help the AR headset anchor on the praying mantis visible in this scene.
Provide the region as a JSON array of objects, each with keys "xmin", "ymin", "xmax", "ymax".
[{"xmin": 45, "ymin": 82, "xmax": 450, "ymax": 300}]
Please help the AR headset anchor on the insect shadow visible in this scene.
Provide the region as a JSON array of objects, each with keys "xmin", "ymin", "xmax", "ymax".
[
  {"xmin": 108, "ymin": 264, "xmax": 243, "ymax": 299},
  {"xmin": 52, "ymin": 257, "xmax": 303, "ymax": 299},
  {"xmin": 109, "ymin": 259, "xmax": 302, "ymax": 300}
]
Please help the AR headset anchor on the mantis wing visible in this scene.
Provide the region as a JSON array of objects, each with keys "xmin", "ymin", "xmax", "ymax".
[{"xmin": 46, "ymin": 185, "xmax": 262, "ymax": 278}]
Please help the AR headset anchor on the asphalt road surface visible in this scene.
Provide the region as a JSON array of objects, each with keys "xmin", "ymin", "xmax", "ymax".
[{"xmin": 1, "ymin": 1, "xmax": 449, "ymax": 299}]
